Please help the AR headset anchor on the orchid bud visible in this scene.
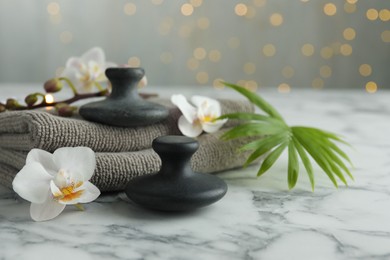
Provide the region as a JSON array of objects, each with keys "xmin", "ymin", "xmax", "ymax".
[
  {"xmin": 25, "ymin": 94, "xmax": 38, "ymax": 106},
  {"xmin": 0, "ymin": 104, "xmax": 6, "ymax": 112},
  {"xmin": 44, "ymin": 78, "xmax": 63, "ymax": 93},
  {"xmin": 5, "ymin": 98, "xmax": 19, "ymax": 109},
  {"xmin": 55, "ymin": 103, "xmax": 77, "ymax": 117}
]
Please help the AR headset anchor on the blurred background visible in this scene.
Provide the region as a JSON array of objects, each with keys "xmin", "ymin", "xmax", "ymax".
[{"xmin": 0, "ymin": 0, "xmax": 388, "ymax": 93}]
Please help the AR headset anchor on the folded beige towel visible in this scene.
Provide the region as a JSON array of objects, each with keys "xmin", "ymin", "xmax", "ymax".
[
  {"xmin": 0, "ymin": 99, "xmax": 253, "ymax": 152},
  {"xmin": 0, "ymin": 98, "xmax": 257, "ymax": 192},
  {"xmin": 0, "ymin": 129, "xmax": 254, "ymax": 191}
]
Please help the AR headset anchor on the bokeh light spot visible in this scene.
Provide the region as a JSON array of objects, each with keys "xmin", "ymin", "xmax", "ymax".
[
  {"xmin": 181, "ymin": 4, "xmax": 194, "ymax": 16},
  {"xmin": 359, "ymin": 64, "xmax": 372, "ymax": 77},
  {"xmin": 343, "ymin": 27, "xmax": 356, "ymax": 40},
  {"xmin": 278, "ymin": 83, "xmax": 291, "ymax": 93},
  {"xmin": 123, "ymin": 3, "xmax": 137, "ymax": 16},
  {"xmin": 324, "ymin": 3, "xmax": 337, "ymax": 16},
  {"xmin": 269, "ymin": 13, "xmax": 283, "ymax": 26},
  {"xmin": 263, "ymin": 44, "xmax": 276, "ymax": 57},
  {"xmin": 365, "ymin": 81, "xmax": 377, "ymax": 93},
  {"xmin": 235, "ymin": 3, "xmax": 248, "ymax": 16},
  {"xmin": 193, "ymin": 47, "xmax": 207, "ymax": 60},
  {"xmin": 366, "ymin": 8, "xmax": 379, "ymax": 20},
  {"xmin": 128, "ymin": 57, "xmax": 141, "ymax": 67},
  {"xmin": 301, "ymin": 44, "xmax": 315, "ymax": 56}
]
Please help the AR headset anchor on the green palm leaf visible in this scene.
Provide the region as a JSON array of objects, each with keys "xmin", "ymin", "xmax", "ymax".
[
  {"xmin": 222, "ymin": 82, "xmax": 285, "ymax": 122},
  {"xmin": 257, "ymin": 142, "xmax": 288, "ymax": 177},
  {"xmin": 220, "ymin": 82, "xmax": 353, "ymax": 190}
]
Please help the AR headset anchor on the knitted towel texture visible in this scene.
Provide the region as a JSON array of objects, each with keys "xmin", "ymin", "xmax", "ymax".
[{"xmin": 0, "ymin": 98, "xmax": 256, "ymax": 192}]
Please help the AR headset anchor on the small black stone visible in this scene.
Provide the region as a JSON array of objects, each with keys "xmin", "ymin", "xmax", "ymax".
[
  {"xmin": 79, "ymin": 67, "xmax": 169, "ymax": 127},
  {"xmin": 125, "ymin": 135, "xmax": 228, "ymax": 211}
]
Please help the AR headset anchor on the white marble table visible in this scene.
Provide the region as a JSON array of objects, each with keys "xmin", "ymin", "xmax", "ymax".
[{"xmin": 1, "ymin": 85, "xmax": 389, "ymax": 260}]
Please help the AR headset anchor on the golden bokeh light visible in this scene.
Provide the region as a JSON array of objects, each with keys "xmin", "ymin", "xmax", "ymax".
[
  {"xmin": 312, "ymin": 78, "xmax": 324, "ymax": 89},
  {"xmin": 320, "ymin": 65, "xmax": 332, "ymax": 78},
  {"xmin": 60, "ymin": 31, "xmax": 73, "ymax": 44},
  {"xmin": 343, "ymin": 27, "xmax": 356, "ymax": 40},
  {"xmin": 365, "ymin": 81, "xmax": 378, "ymax": 93},
  {"xmin": 196, "ymin": 71, "xmax": 209, "ymax": 84},
  {"xmin": 346, "ymin": 0, "xmax": 358, "ymax": 4},
  {"xmin": 123, "ymin": 3, "xmax": 137, "ymax": 16},
  {"xmin": 213, "ymin": 78, "xmax": 225, "ymax": 89},
  {"xmin": 263, "ymin": 44, "xmax": 276, "ymax": 57},
  {"xmin": 278, "ymin": 83, "xmax": 291, "ymax": 93},
  {"xmin": 324, "ymin": 3, "xmax": 337, "ymax": 16},
  {"xmin": 243, "ymin": 62, "xmax": 256, "ymax": 74},
  {"xmin": 301, "ymin": 44, "xmax": 315, "ymax": 56},
  {"xmin": 320, "ymin": 47, "xmax": 334, "ymax": 59},
  {"xmin": 235, "ymin": 3, "xmax": 248, "ymax": 16},
  {"xmin": 366, "ymin": 8, "xmax": 379, "ymax": 20},
  {"xmin": 187, "ymin": 58, "xmax": 199, "ymax": 70},
  {"xmin": 381, "ymin": 30, "xmax": 390, "ymax": 43},
  {"xmin": 379, "ymin": 9, "xmax": 390, "ymax": 21},
  {"xmin": 197, "ymin": 17, "xmax": 210, "ymax": 29},
  {"xmin": 193, "ymin": 47, "xmax": 207, "ymax": 60},
  {"xmin": 45, "ymin": 94, "xmax": 54, "ymax": 104},
  {"xmin": 244, "ymin": 80, "xmax": 258, "ymax": 92},
  {"xmin": 359, "ymin": 64, "xmax": 372, "ymax": 77},
  {"xmin": 128, "ymin": 57, "xmax": 141, "ymax": 67},
  {"xmin": 282, "ymin": 66, "xmax": 294, "ymax": 78},
  {"xmin": 190, "ymin": 0, "xmax": 203, "ymax": 7},
  {"xmin": 340, "ymin": 44, "xmax": 353, "ymax": 56},
  {"xmin": 160, "ymin": 52, "xmax": 173, "ymax": 64},
  {"xmin": 47, "ymin": 2, "xmax": 60, "ymax": 15},
  {"xmin": 208, "ymin": 50, "xmax": 221, "ymax": 62},
  {"xmin": 269, "ymin": 13, "xmax": 283, "ymax": 26},
  {"xmin": 181, "ymin": 4, "xmax": 194, "ymax": 16}
]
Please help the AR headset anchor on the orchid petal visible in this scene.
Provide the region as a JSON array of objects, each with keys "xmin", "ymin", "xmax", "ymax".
[
  {"xmin": 53, "ymin": 147, "xmax": 96, "ymax": 181},
  {"xmin": 191, "ymin": 95, "xmax": 221, "ymax": 114},
  {"xmin": 178, "ymin": 116, "xmax": 203, "ymax": 137},
  {"xmin": 50, "ymin": 180, "xmax": 62, "ymax": 197},
  {"xmin": 81, "ymin": 47, "xmax": 105, "ymax": 66},
  {"xmin": 65, "ymin": 57, "xmax": 84, "ymax": 71},
  {"xmin": 26, "ymin": 149, "xmax": 58, "ymax": 176},
  {"xmin": 30, "ymin": 194, "xmax": 66, "ymax": 221},
  {"xmin": 138, "ymin": 76, "xmax": 148, "ymax": 88},
  {"xmin": 12, "ymin": 162, "xmax": 52, "ymax": 204},
  {"xmin": 171, "ymin": 94, "xmax": 197, "ymax": 123},
  {"xmin": 202, "ymin": 119, "xmax": 227, "ymax": 133}
]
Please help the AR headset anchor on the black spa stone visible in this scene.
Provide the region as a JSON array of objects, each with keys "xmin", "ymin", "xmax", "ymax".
[
  {"xmin": 125, "ymin": 135, "xmax": 228, "ymax": 211},
  {"xmin": 79, "ymin": 67, "xmax": 169, "ymax": 127}
]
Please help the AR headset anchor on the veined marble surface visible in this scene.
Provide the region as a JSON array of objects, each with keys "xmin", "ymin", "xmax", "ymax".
[{"xmin": 1, "ymin": 85, "xmax": 390, "ymax": 260}]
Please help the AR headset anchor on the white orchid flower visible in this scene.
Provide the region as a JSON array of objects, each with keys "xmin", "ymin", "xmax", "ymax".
[
  {"xmin": 61, "ymin": 47, "xmax": 116, "ymax": 93},
  {"xmin": 12, "ymin": 147, "xmax": 100, "ymax": 222},
  {"xmin": 171, "ymin": 95, "xmax": 228, "ymax": 137}
]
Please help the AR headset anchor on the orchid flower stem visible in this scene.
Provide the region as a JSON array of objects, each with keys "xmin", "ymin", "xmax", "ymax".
[
  {"xmin": 59, "ymin": 77, "xmax": 78, "ymax": 95},
  {"xmin": 74, "ymin": 203, "xmax": 85, "ymax": 211},
  {"xmin": 1, "ymin": 89, "xmax": 157, "ymax": 112},
  {"xmin": 94, "ymin": 82, "xmax": 104, "ymax": 92}
]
